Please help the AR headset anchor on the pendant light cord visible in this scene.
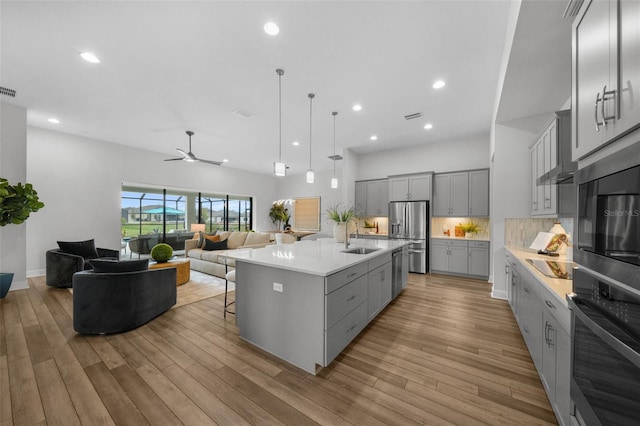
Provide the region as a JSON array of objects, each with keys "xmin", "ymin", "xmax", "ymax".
[
  {"xmin": 308, "ymin": 93, "xmax": 315, "ymax": 170},
  {"xmin": 277, "ymin": 69, "xmax": 284, "ymax": 162},
  {"xmin": 332, "ymin": 111, "xmax": 337, "ymax": 175}
]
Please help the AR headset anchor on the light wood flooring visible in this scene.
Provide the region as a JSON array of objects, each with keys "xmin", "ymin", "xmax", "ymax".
[{"xmin": 1, "ymin": 273, "xmax": 557, "ymax": 425}]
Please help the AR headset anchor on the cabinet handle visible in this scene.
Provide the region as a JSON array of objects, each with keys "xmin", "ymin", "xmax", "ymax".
[
  {"xmin": 601, "ymin": 85, "xmax": 616, "ymax": 125},
  {"xmin": 545, "ymin": 300, "xmax": 556, "ymax": 309},
  {"xmin": 523, "ymin": 326, "xmax": 530, "ymax": 334},
  {"xmin": 595, "ymin": 91, "xmax": 604, "ymax": 131},
  {"xmin": 347, "ymin": 272, "xmax": 357, "ymax": 278},
  {"xmin": 346, "ymin": 295, "xmax": 356, "ymax": 302},
  {"xmin": 347, "ymin": 324, "xmax": 357, "ymax": 333},
  {"xmin": 505, "ymin": 265, "xmax": 510, "ymax": 274},
  {"xmin": 512, "ymin": 275, "xmax": 517, "ymax": 285},
  {"xmin": 523, "ymin": 287, "xmax": 529, "ymax": 294}
]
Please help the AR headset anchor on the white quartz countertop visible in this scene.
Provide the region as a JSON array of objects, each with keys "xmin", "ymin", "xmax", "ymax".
[
  {"xmin": 224, "ymin": 238, "xmax": 410, "ymax": 276},
  {"xmin": 506, "ymin": 247, "xmax": 574, "ymax": 307},
  {"xmin": 432, "ymin": 236, "xmax": 491, "ymax": 242}
]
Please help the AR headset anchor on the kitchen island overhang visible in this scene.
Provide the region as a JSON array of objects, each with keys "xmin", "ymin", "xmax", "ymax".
[{"xmin": 227, "ymin": 238, "xmax": 409, "ymax": 374}]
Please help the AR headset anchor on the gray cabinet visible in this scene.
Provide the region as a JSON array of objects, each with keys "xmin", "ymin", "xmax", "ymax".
[
  {"xmin": 573, "ymin": 0, "xmax": 640, "ymax": 160},
  {"xmin": 389, "ymin": 173, "xmax": 431, "ymax": 201},
  {"xmin": 505, "ymin": 251, "xmax": 572, "ymax": 425},
  {"xmin": 530, "ymin": 111, "xmax": 571, "ymax": 217},
  {"xmin": 355, "ymin": 179, "xmax": 389, "ymax": 216},
  {"xmin": 367, "ymin": 261, "xmax": 392, "ymax": 321},
  {"xmin": 431, "ymin": 239, "xmax": 489, "ymax": 278},
  {"xmin": 433, "ymin": 169, "xmax": 489, "ymax": 217}
]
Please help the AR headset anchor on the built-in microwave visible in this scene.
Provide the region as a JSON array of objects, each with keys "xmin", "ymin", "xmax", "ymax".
[{"xmin": 575, "ymin": 142, "xmax": 640, "ymax": 291}]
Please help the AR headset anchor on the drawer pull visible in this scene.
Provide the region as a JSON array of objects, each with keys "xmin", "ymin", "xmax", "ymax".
[
  {"xmin": 347, "ymin": 324, "xmax": 357, "ymax": 333},
  {"xmin": 346, "ymin": 295, "xmax": 356, "ymax": 302},
  {"xmin": 523, "ymin": 287, "xmax": 530, "ymax": 294},
  {"xmin": 347, "ymin": 272, "xmax": 357, "ymax": 278},
  {"xmin": 545, "ymin": 300, "xmax": 556, "ymax": 309}
]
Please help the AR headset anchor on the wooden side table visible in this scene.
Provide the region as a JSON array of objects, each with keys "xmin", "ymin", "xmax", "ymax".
[{"xmin": 149, "ymin": 258, "xmax": 190, "ymax": 286}]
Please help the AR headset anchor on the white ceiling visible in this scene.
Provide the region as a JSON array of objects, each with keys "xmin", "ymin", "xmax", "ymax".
[{"xmin": 1, "ymin": 1, "xmax": 571, "ymax": 176}]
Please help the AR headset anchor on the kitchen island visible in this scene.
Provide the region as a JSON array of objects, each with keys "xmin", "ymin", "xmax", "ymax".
[{"xmin": 226, "ymin": 238, "xmax": 408, "ymax": 374}]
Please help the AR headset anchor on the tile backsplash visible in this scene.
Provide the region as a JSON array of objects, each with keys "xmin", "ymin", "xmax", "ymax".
[
  {"xmin": 505, "ymin": 217, "xmax": 574, "ymax": 251},
  {"xmin": 431, "ymin": 217, "xmax": 491, "ymax": 240}
]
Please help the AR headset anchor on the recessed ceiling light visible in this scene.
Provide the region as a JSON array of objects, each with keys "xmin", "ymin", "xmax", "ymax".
[
  {"xmin": 352, "ymin": 104, "xmax": 362, "ymax": 111},
  {"xmin": 264, "ymin": 22, "xmax": 279, "ymax": 35},
  {"xmin": 292, "ymin": 141, "xmax": 300, "ymax": 146},
  {"xmin": 223, "ymin": 159, "xmax": 229, "ymax": 163},
  {"xmin": 48, "ymin": 118, "xmax": 60, "ymax": 124},
  {"xmin": 370, "ymin": 135, "xmax": 378, "ymax": 141},
  {"xmin": 80, "ymin": 52, "xmax": 101, "ymax": 63},
  {"xmin": 424, "ymin": 123, "xmax": 433, "ymax": 130},
  {"xmin": 432, "ymin": 80, "xmax": 446, "ymax": 89}
]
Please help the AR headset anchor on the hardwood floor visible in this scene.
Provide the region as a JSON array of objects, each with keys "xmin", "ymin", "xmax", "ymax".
[{"xmin": 1, "ymin": 273, "xmax": 557, "ymax": 425}]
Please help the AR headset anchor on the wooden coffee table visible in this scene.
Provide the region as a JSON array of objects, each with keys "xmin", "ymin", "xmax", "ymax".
[{"xmin": 149, "ymin": 258, "xmax": 190, "ymax": 286}]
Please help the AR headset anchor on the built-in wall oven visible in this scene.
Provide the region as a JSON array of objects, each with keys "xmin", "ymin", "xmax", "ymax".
[{"xmin": 571, "ymin": 142, "xmax": 640, "ymax": 425}]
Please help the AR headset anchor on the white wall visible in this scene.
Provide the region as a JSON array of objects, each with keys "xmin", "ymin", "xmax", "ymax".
[
  {"xmin": 356, "ymin": 134, "xmax": 491, "ymax": 181},
  {"xmin": 0, "ymin": 103, "xmax": 28, "ymax": 290},
  {"xmin": 26, "ymin": 127, "xmax": 279, "ymax": 276},
  {"xmin": 490, "ymin": 123, "xmax": 535, "ymax": 298}
]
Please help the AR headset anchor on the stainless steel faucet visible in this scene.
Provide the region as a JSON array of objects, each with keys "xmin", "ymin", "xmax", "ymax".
[{"xmin": 345, "ymin": 218, "xmax": 358, "ymax": 249}]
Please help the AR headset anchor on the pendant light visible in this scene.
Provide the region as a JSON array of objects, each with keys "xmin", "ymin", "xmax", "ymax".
[
  {"xmin": 306, "ymin": 93, "xmax": 315, "ymax": 183},
  {"xmin": 331, "ymin": 111, "xmax": 339, "ymax": 189},
  {"xmin": 274, "ymin": 69, "xmax": 286, "ymax": 176}
]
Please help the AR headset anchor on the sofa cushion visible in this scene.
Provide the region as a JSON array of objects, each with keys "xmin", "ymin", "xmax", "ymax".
[
  {"xmin": 204, "ymin": 234, "xmax": 221, "ymax": 243},
  {"xmin": 58, "ymin": 239, "xmax": 99, "ymax": 259},
  {"xmin": 203, "ymin": 239, "xmax": 227, "ymax": 251},
  {"xmin": 226, "ymin": 231, "xmax": 248, "ymax": 249},
  {"xmin": 90, "ymin": 259, "xmax": 149, "ymax": 273},
  {"xmin": 187, "ymin": 248, "xmax": 205, "ymax": 260},
  {"xmin": 215, "ymin": 231, "xmax": 231, "ymax": 241},
  {"xmin": 244, "ymin": 232, "xmax": 270, "ymax": 246},
  {"xmin": 200, "ymin": 250, "xmax": 222, "ymax": 263}
]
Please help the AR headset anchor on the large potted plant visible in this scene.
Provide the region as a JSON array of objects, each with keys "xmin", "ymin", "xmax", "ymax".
[
  {"xmin": 0, "ymin": 178, "xmax": 45, "ymax": 298},
  {"xmin": 326, "ymin": 203, "xmax": 356, "ymax": 243}
]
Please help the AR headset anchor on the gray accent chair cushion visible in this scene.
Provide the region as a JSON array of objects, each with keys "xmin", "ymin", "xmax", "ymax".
[
  {"xmin": 46, "ymin": 246, "xmax": 120, "ymax": 288},
  {"xmin": 72, "ymin": 267, "xmax": 176, "ymax": 335}
]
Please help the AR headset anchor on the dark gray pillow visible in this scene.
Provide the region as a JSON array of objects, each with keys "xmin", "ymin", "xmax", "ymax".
[
  {"xmin": 58, "ymin": 239, "xmax": 99, "ymax": 259},
  {"xmin": 203, "ymin": 239, "xmax": 227, "ymax": 251},
  {"xmin": 90, "ymin": 259, "xmax": 149, "ymax": 273}
]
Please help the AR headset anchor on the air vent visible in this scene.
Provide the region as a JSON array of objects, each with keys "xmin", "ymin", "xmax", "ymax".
[
  {"xmin": 233, "ymin": 108, "xmax": 253, "ymax": 119},
  {"xmin": 0, "ymin": 86, "xmax": 16, "ymax": 97},
  {"xmin": 404, "ymin": 112, "xmax": 422, "ymax": 120},
  {"xmin": 328, "ymin": 155, "xmax": 343, "ymax": 161},
  {"xmin": 563, "ymin": 0, "xmax": 584, "ymax": 17}
]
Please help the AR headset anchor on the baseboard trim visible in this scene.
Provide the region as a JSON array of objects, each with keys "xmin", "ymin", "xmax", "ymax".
[
  {"xmin": 491, "ymin": 289, "xmax": 507, "ymax": 300},
  {"xmin": 27, "ymin": 269, "xmax": 45, "ymax": 278}
]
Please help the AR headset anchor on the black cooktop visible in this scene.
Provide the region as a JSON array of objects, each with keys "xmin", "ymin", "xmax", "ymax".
[{"xmin": 526, "ymin": 258, "xmax": 575, "ymax": 280}]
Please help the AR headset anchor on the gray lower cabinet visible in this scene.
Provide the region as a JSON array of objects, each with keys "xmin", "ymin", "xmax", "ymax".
[
  {"xmin": 505, "ymin": 252, "xmax": 572, "ymax": 426},
  {"xmin": 431, "ymin": 239, "xmax": 489, "ymax": 278},
  {"xmin": 367, "ymin": 260, "xmax": 392, "ymax": 321}
]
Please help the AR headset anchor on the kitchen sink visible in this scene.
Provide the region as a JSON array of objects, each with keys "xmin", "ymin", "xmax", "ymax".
[{"xmin": 341, "ymin": 247, "xmax": 380, "ymax": 255}]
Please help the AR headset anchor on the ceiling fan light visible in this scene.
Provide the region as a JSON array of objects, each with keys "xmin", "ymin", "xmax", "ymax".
[
  {"xmin": 274, "ymin": 161, "xmax": 286, "ymax": 176},
  {"xmin": 306, "ymin": 169, "xmax": 315, "ymax": 183},
  {"xmin": 331, "ymin": 177, "xmax": 338, "ymax": 189}
]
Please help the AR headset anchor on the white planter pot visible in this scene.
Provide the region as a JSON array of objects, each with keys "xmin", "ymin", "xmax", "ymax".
[{"xmin": 333, "ymin": 222, "xmax": 356, "ymax": 243}]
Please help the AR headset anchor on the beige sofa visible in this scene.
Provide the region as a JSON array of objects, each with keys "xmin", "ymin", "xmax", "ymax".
[{"xmin": 184, "ymin": 231, "xmax": 272, "ymax": 279}]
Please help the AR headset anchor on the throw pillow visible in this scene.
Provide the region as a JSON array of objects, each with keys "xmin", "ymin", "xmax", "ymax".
[
  {"xmin": 90, "ymin": 259, "xmax": 149, "ymax": 273},
  {"xmin": 57, "ymin": 239, "xmax": 99, "ymax": 259},
  {"xmin": 204, "ymin": 234, "xmax": 221, "ymax": 243},
  {"xmin": 203, "ymin": 238, "xmax": 227, "ymax": 251}
]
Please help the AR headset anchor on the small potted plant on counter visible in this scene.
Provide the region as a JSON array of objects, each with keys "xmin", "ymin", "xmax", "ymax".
[
  {"xmin": 326, "ymin": 203, "xmax": 356, "ymax": 243},
  {"xmin": 460, "ymin": 221, "xmax": 480, "ymax": 238}
]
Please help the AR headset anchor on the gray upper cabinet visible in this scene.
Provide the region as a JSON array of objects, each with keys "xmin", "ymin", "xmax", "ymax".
[
  {"xmin": 433, "ymin": 169, "xmax": 489, "ymax": 217},
  {"xmin": 355, "ymin": 179, "xmax": 388, "ymax": 217},
  {"xmin": 388, "ymin": 173, "xmax": 431, "ymax": 202},
  {"xmin": 573, "ymin": 0, "xmax": 640, "ymax": 160}
]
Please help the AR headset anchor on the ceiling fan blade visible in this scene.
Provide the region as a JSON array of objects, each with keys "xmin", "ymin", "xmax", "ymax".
[
  {"xmin": 196, "ymin": 158, "xmax": 223, "ymax": 166},
  {"xmin": 175, "ymin": 148, "xmax": 189, "ymax": 157},
  {"xmin": 164, "ymin": 157, "xmax": 184, "ymax": 162}
]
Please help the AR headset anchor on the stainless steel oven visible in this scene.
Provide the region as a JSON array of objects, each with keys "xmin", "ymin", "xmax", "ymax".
[
  {"xmin": 568, "ymin": 267, "xmax": 640, "ymax": 425},
  {"xmin": 571, "ymin": 142, "xmax": 640, "ymax": 425}
]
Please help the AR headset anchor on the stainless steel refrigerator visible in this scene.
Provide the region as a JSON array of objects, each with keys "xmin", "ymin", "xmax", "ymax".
[{"xmin": 388, "ymin": 201, "xmax": 429, "ymax": 274}]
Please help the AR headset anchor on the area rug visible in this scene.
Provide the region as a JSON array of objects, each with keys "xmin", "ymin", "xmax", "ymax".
[
  {"xmin": 174, "ymin": 270, "xmax": 233, "ymax": 308},
  {"xmin": 67, "ymin": 270, "xmax": 233, "ymax": 309}
]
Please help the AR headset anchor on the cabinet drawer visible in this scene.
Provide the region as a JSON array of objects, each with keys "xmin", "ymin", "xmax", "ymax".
[
  {"xmin": 325, "ymin": 301, "xmax": 367, "ymax": 364},
  {"xmin": 368, "ymin": 252, "xmax": 392, "ymax": 271},
  {"xmin": 326, "ymin": 262, "xmax": 368, "ymax": 294},
  {"xmin": 468, "ymin": 241, "xmax": 489, "ymax": 249},
  {"xmin": 537, "ymin": 285, "xmax": 571, "ymax": 334},
  {"xmin": 432, "ymin": 239, "xmax": 468, "ymax": 248},
  {"xmin": 325, "ymin": 275, "xmax": 368, "ymax": 330}
]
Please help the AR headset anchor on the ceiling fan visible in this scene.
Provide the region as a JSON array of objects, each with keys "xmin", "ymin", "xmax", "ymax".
[{"xmin": 164, "ymin": 130, "xmax": 223, "ymax": 165}]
